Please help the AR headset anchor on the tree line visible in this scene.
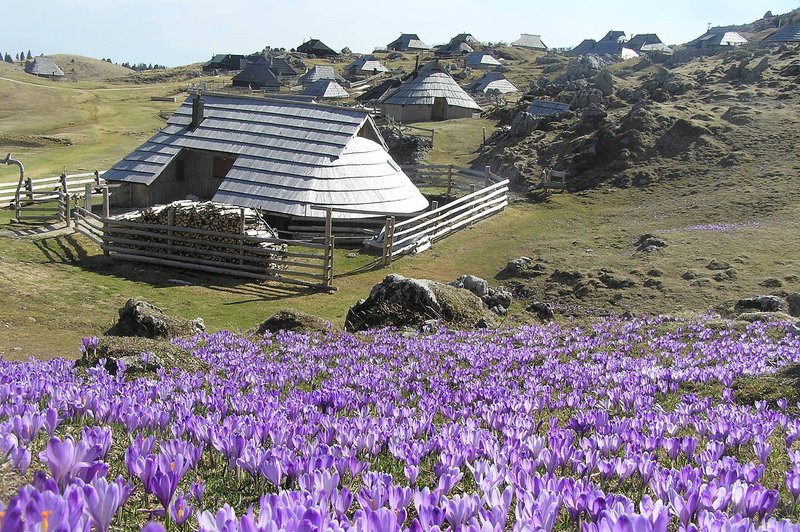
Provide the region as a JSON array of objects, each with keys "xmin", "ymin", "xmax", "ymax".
[
  {"xmin": 2, "ymin": 51, "xmax": 165, "ymax": 71},
  {"xmin": 3, "ymin": 51, "xmax": 33, "ymax": 63}
]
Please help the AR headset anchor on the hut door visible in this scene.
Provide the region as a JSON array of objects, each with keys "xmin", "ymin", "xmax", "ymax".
[{"xmin": 432, "ymin": 97, "xmax": 448, "ymax": 121}]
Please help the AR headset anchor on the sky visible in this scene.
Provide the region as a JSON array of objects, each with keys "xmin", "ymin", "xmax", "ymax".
[{"xmin": 2, "ymin": 0, "xmax": 797, "ymax": 67}]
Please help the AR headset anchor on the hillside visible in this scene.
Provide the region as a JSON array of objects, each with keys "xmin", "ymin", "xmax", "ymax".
[{"xmin": 50, "ymin": 54, "xmax": 133, "ymax": 81}]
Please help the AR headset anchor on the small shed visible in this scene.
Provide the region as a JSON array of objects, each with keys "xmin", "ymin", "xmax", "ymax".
[
  {"xmin": 436, "ymin": 33, "xmax": 482, "ymax": 56},
  {"xmin": 344, "ymin": 55, "xmax": 388, "ymax": 79},
  {"xmin": 465, "ymin": 71, "xmax": 518, "ymax": 94},
  {"xmin": 527, "ymin": 100, "xmax": 571, "ymax": 117},
  {"xmin": 304, "ymin": 79, "xmax": 349, "ymax": 99},
  {"xmin": 103, "ymin": 94, "xmax": 428, "ymax": 220},
  {"xmin": 202, "ymin": 54, "xmax": 247, "ymax": 72},
  {"xmin": 763, "ymin": 23, "xmax": 800, "ymax": 43},
  {"xmin": 626, "ymin": 34, "xmax": 672, "ymax": 54},
  {"xmin": 511, "ymin": 34, "xmax": 548, "ymax": 51},
  {"xmin": 386, "ymin": 34, "xmax": 431, "ymax": 52},
  {"xmin": 231, "ymin": 58, "xmax": 281, "ymax": 91},
  {"xmin": 464, "ymin": 50, "xmax": 502, "ymax": 69},
  {"xmin": 297, "ymin": 39, "xmax": 337, "ymax": 57},
  {"xmin": 688, "ymin": 29, "xmax": 748, "ymax": 49},
  {"xmin": 381, "ymin": 61, "xmax": 482, "ymax": 122},
  {"xmin": 24, "ymin": 57, "xmax": 64, "ymax": 79},
  {"xmin": 299, "ymin": 65, "xmax": 345, "ymax": 86},
  {"xmin": 569, "ymin": 39, "xmax": 638, "ymax": 59}
]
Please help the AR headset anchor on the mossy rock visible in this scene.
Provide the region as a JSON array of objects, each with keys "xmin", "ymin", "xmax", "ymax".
[
  {"xmin": 256, "ymin": 308, "xmax": 331, "ymax": 335},
  {"xmin": 430, "ymin": 284, "xmax": 488, "ymax": 325},
  {"xmin": 733, "ymin": 364, "xmax": 800, "ymax": 407},
  {"xmin": 76, "ymin": 336, "xmax": 209, "ymax": 377}
]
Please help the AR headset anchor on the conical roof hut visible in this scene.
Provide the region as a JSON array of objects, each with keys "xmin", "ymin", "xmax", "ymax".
[
  {"xmin": 466, "ymin": 71, "xmax": 518, "ymax": 94},
  {"xmin": 381, "ymin": 61, "xmax": 481, "ymax": 122},
  {"xmin": 304, "ymin": 79, "xmax": 349, "ymax": 99}
]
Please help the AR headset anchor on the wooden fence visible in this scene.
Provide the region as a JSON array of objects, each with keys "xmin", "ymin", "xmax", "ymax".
[
  {"xmin": 69, "ymin": 186, "xmax": 335, "ymax": 290},
  {"xmin": 0, "ymin": 171, "xmax": 106, "ymax": 221},
  {"xmin": 403, "ymin": 164, "xmax": 499, "ymax": 195}
]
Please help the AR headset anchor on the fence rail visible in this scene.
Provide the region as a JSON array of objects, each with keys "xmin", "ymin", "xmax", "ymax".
[{"xmin": 0, "ymin": 171, "xmax": 106, "ymax": 207}]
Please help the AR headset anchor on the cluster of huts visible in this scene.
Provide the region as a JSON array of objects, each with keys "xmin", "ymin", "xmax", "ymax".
[{"xmin": 100, "ymin": 21, "xmax": 799, "ymax": 228}]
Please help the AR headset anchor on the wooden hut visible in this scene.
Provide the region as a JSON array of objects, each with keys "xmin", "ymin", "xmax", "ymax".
[
  {"xmin": 386, "ymin": 34, "xmax": 431, "ymax": 52},
  {"xmin": 464, "ymin": 50, "xmax": 502, "ymax": 69},
  {"xmin": 231, "ymin": 58, "xmax": 281, "ymax": 90},
  {"xmin": 202, "ymin": 54, "xmax": 247, "ymax": 72},
  {"xmin": 24, "ymin": 57, "xmax": 64, "ymax": 79},
  {"xmin": 304, "ymin": 79, "xmax": 349, "ymax": 99},
  {"xmin": 465, "ymin": 71, "xmax": 518, "ymax": 94},
  {"xmin": 265, "ymin": 56, "xmax": 299, "ymax": 77},
  {"xmin": 436, "ymin": 33, "xmax": 482, "ymax": 56},
  {"xmin": 626, "ymin": 34, "xmax": 672, "ymax": 53},
  {"xmin": 511, "ymin": 34, "xmax": 548, "ymax": 51},
  {"xmin": 380, "ymin": 61, "xmax": 481, "ymax": 122},
  {"xmin": 103, "ymin": 94, "xmax": 428, "ymax": 220},
  {"xmin": 356, "ymin": 79, "xmax": 402, "ymax": 103},
  {"xmin": 344, "ymin": 55, "xmax": 388, "ymax": 79},
  {"xmin": 299, "ymin": 65, "xmax": 345, "ymax": 86},
  {"xmin": 763, "ymin": 23, "xmax": 800, "ymax": 43},
  {"xmin": 297, "ymin": 39, "xmax": 337, "ymax": 57},
  {"xmin": 687, "ymin": 29, "xmax": 748, "ymax": 49}
]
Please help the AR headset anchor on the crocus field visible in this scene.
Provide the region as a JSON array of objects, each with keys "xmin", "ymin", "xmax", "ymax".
[{"xmin": 3, "ymin": 316, "xmax": 800, "ymax": 531}]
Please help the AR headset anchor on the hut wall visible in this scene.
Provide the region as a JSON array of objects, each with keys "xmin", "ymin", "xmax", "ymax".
[{"xmin": 382, "ymin": 103, "xmax": 478, "ymax": 123}]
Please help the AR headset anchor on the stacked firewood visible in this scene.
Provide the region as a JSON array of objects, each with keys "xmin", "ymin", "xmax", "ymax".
[{"xmin": 109, "ymin": 201, "xmax": 287, "ymax": 267}]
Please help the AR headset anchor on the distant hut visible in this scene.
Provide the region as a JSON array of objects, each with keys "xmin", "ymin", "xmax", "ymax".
[
  {"xmin": 465, "ymin": 71, "xmax": 518, "ymax": 94},
  {"xmin": 386, "ymin": 33, "xmax": 431, "ymax": 52},
  {"xmin": 231, "ymin": 58, "xmax": 281, "ymax": 91},
  {"xmin": 297, "ymin": 38, "xmax": 337, "ymax": 57},
  {"xmin": 763, "ymin": 23, "xmax": 800, "ymax": 44},
  {"xmin": 381, "ymin": 61, "xmax": 482, "ymax": 122},
  {"xmin": 436, "ymin": 33, "xmax": 482, "ymax": 56},
  {"xmin": 356, "ymin": 79, "xmax": 402, "ymax": 103},
  {"xmin": 265, "ymin": 57, "xmax": 299, "ymax": 77},
  {"xmin": 688, "ymin": 29, "xmax": 748, "ymax": 49},
  {"xmin": 626, "ymin": 34, "xmax": 672, "ymax": 54},
  {"xmin": 24, "ymin": 57, "xmax": 64, "ymax": 79},
  {"xmin": 202, "ymin": 54, "xmax": 247, "ymax": 73},
  {"xmin": 464, "ymin": 50, "xmax": 502, "ymax": 69},
  {"xmin": 511, "ymin": 34, "xmax": 548, "ymax": 51},
  {"xmin": 299, "ymin": 65, "xmax": 345, "ymax": 86},
  {"xmin": 527, "ymin": 100, "xmax": 571, "ymax": 117},
  {"xmin": 304, "ymin": 79, "xmax": 349, "ymax": 99},
  {"xmin": 103, "ymin": 94, "xmax": 428, "ymax": 220},
  {"xmin": 344, "ymin": 55, "xmax": 388, "ymax": 79},
  {"xmin": 569, "ymin": 31, "xmax": 639, "ymax": 59}
]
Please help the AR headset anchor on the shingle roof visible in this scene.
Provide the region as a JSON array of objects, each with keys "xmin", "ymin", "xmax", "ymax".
[
  {"xmin": 527, "ymin": 100, "xmax": 571, "ymax": 116},
  {"xmin": 382, "ymin": 61, "xmax": 481, "ymax": 110},
  {"xmin": 346, "ymin": 55, "xmax": 388, "ymax": 74},
  {"xmin": 25, "ymin": 57, "xmax": 64, "ymax": 77},
  {"xmin": 569, "ymin": 40, "xmax": 638, "ymax": 58},
  {"xmin": 355, "ymin": 79, "xmax": 402, "ymax": 102},
  {"xmin": 231, "ymin": 59, "xmax": 281, "ymax": 88},
  {"xmin": 764, "ymin": 23, "xmax": 800, "ymax": 42},
  {"xmin": 297, "ymin": 39, "xmax": 337, "ymax": 56},
  {"xmin": 511, "ymin": 34, "xmax": 548, "ymax": 50},
  {"xmin": 104, "ymin": 94, "xmax": 427, "ymax": 218},
  {"xmin": 466, "ymin": 72, "xmax": 518, "ymax": 94},
  {"xmin": 626, "ymin": 34, "xmax": 671, "ymax": 53},
  {"xmin": 438, "ymin": 33, "xmax": 482, "ymax": 55},
  {"xmin": 266, "ymin": 57, "xmax": 298, "ymax": 77},
  {"xmin": 688, "ymin": 29, "xmax": 748, "ymax": 47},
  {"xmin": 464, "ymin": 50, "xmax": 502, "ymax": 68},
  {"xmin": 299, "ymin": 65, "xmax": 345, "ymax": 85},
  {"xmin": 600, "ymin": 31, "xmax": 626, "ymax": 43},
  {"xmin": 387, "ymin": 34, "xmax": 431, "ymax": 51},
  {"xmin": 304, "ymin": 79, "xmax": 349, "ymax": 99}
]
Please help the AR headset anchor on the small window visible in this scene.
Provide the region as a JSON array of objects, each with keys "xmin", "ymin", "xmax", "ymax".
[
  {"xmin": 175, "ymin": 159, "xmax": 186, "ymax": 181},
  {"xmin": 213, "ymin": 156, "xmax": 235, "ymax": 179}
]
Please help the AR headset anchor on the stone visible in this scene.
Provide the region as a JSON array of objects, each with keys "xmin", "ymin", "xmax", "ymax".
[
  {"xmin": 450, "ymin": 275, "xmax": 489, "ymax": 298},
  {"xmin": 735, "ymin": 295, "xmax": 786, "ymax": 313},
  {"xmin": 788, "ymin": 294, "xmax": 800, "ymax": 317},
  {"xmin": 707, "ymin": 259, "xmax": 731, "ymax": 271},
  {"xmin": 647, "ymin": 269, "xmax": 664, "ymax": 277},
  {"xmin": 760, "ymin": 278, "xmax": 783, "ymax": 288},
  {"xmin": 475, "ymin": 316, "xmax": 497, "ymax": 329},
  {"xmin": 581, "ymin": 103, "xmax": 607, "ymax": 124},
  {"xmin": 598, "ymin": 271, "xmax": 636, "ymax": 289},
  {"xmin": 76, "ymin": 336, "xmax": 209, "ymax": 377},
  {"xmin": 107, "ymin": 298, "xmax": 205, "ymax": 339},
  {"xmin": 682, "ymin": 270, "xmax": 698, "ymax": 280},
  {"xmin": 256, "ymin": 309, "xmax": 331, "ymax": 335},
  {"xmin": 509, "ymin": 112, "xmax": 540, "ymax": 138},
  {"xmin": 594, "ymin": 70, "xmax": 614, "ymax": 97},
  {"xmin": 526, "ymin": 301, "xmax": 554, "ymax": 321},
  {"xmin": 344, "ymin": 274, "xmax": 488, "ymax": 332},
  {"xmin": 644, "ymin": 278, "xmax": 664, "ymax": 290},
  {"xmin": 635, "ymin": 234, "xmax": 667, "ymax": 252}
]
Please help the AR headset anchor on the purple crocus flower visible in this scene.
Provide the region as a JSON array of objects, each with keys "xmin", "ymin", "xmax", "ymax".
[
  {"xmin": 169, "ymin": 492, "xmax": 193, "ymax": 526},
  {"xmin": 82, "ymin": 475, "xmax": 129, "ymax": 532},
  {"xmin": 150, "ymin": 469, "xmax": 179, "ymax": 510},
  {"xmin": 190, "ymin": 478, "xmax": 206, "ymax": 503}
]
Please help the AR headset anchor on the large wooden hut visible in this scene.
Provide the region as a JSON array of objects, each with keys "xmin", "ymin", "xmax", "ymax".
[
  {"xmin": 231, "ymin": 58, "xmax": 281, "ymax": 90},
  {"xmin": 297, "ymin": 39, "xmax": 337, "ymax": 57},
  {"xmin": 465, "ymin": 71, "xmax": 518, "ymax": 94},
  {"xmin": 386, "ymin": 34, "xmax": 431, "ymax": 52},
  {"xmin": 25, "ymin": 57, "xmax": 64, "ymax": 79},
  {"xmin": 304, "ymin": 79, "xmax": 349, "ymax": 99},
  {"xmin": 380, "ymin": 61, "xmax": 481, "ymax": 122},
  {"xmin": 103, "ymin": 94, "xmax": 428, "ymax": 221}
]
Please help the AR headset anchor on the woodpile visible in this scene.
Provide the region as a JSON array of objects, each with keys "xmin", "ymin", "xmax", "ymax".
[{"xmin": 108, "ymin": 201, "xmax": 287, "ymax": 267}]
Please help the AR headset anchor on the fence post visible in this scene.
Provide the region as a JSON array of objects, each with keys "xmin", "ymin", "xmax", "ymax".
[
  {"xmin": 239, "ymin": 208, "xmax": 246, "ymax": 265},
  {"xmin": 484, "ymin": 165, "xmax": 491, "ymax": 187},
  {"xmin": 322, "ymin": 208, "xmax": 334, "ymax": 289},
  {"xmin": 63, "ymin": 191, "xmax": 71, "ymax": 228},
  {"xmin": 102, "ymin": 187, "xmax": 110, "ymax": 218},
  {"xmin": 84, "ymin": 183, "xmax": 92, "ymax": 212},
  {"xmin": 94, "ymin": 170, "xmax": 100, "ymax": 186},
  {"xmin": 470, "ymin": 184, "xmax": 476, "ymax": 194},
  {"xmin": 382, "ymin": 216, "xmax": 395, "ymax": 268},
  {"xmin": 446, "ymin": 165, "xmax": 453, "ymax": 196},
  {"xmin": 26, "ymin": 177, "xmax": 33, "ymax": 200},
  {"xmin": 102, "ymin": 218, "xmax": 109, "ymax": 256},
  {"xmin": 14, "ymin": 189, "xmax": 20, "ymax": 222},
  {"xmin": 431, "ymin": 129, "xmax": 435, "ymax": 147},
  {"xmin": 60, "ymin": 173, "xmax": 68, "ymax": 196},
  {"xmin": 431, "ymin": 201, "xmax": 438, "ymax": 210}
]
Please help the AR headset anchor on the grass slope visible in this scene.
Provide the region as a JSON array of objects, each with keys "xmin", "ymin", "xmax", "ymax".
[{"xmin": 50, "ymin": 54, "xmax": 133, "ymax": 81}]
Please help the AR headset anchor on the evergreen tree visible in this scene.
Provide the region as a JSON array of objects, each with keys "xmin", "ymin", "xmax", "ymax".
[
  {"xmin": 26, "ymin": 50, "xmax": 32, "ymax": 60},
  {"xmin": 4, "ymin": 53, "xmax": 12, "ymax": 63},
  {"xmin": 19, "ymin": 52, "xmax": 24, "ymax": 61}
]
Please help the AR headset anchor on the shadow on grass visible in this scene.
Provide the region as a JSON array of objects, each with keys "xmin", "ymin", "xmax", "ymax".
[{"xmin": 29, "ymin": 232, "xmax": 317, "ymax": 303}]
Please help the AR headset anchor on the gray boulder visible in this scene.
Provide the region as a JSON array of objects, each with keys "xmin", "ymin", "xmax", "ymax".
[
  {"xmin": 594, "ymin": 70, "xmax": 614, "ymax": 96},
  {"xmin": 107, "ymin": 298, "xmax": 205, "ymax": 339},
  {"xmin": 510, "ymin": 111, "xmax": 540, "ymax": 138},
  {"xmin": 450, "ymin": 275, "xmax": 513, "ymax": 315},
  {"xmin": 735, "ymin": 295, "xmax": 786, "ymax": 313},
  {"xmin": 256, "ymin": 309, "xmax": 331, "ymax": 335},
  {"xmin": 788, "ymin": 293, "xmax": 800, "ymax": 317}
]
